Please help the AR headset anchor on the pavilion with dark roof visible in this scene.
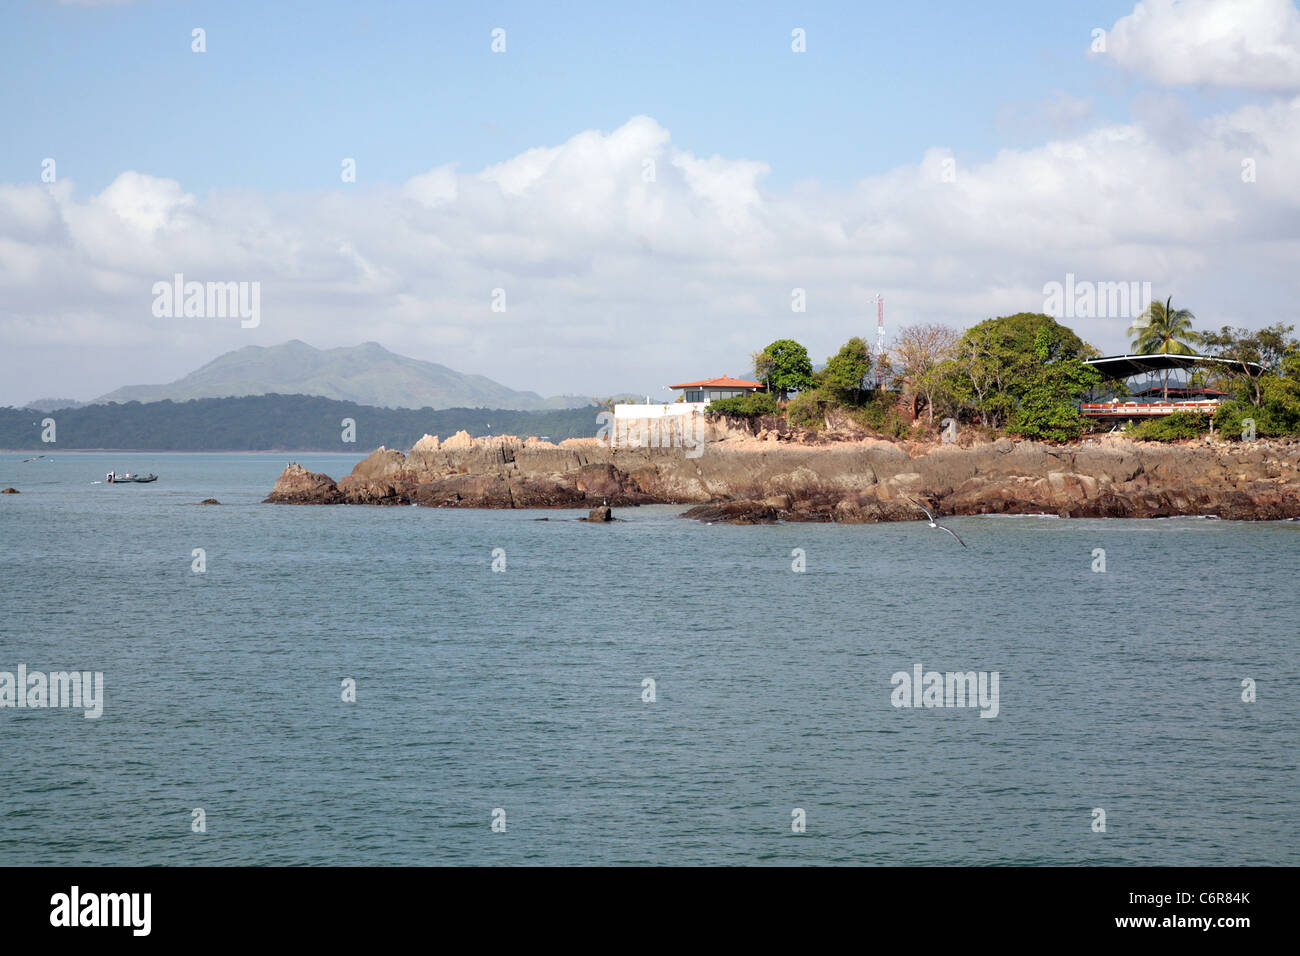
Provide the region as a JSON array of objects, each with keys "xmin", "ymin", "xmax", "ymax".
[{"xmin": 1080, "ymin": 353, "xmax": 1261, "ymax": 421}]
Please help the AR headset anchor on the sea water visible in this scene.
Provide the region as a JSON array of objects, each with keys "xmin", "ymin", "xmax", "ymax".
[{"xmin": 0, "ymin": 452, "xmax": 1296, "ymax": 865}]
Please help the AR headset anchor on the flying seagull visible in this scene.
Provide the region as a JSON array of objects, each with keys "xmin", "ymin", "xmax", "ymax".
[{"xmin": 905, "ymin": 498, "xmax": 967, "ymax": 548}]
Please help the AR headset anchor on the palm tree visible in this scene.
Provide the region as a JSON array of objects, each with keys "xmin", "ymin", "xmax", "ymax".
[{"xmin": 1128, "ymin": 296, "xmax": 1201, "ymax": 401}]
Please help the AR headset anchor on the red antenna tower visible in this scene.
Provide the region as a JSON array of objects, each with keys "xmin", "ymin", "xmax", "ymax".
[{"xmin": 875, "ymin": 293, "xmax": 885, "ymax": 388}]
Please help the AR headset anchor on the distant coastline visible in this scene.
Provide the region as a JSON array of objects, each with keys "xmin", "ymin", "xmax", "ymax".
[
  {"xmin": 1, "ymin": 448, "xmax": 371, "ymax": 455},
  {"xmin": 0, "ymin": 393, "xmax": 598, "ymax": 452}
]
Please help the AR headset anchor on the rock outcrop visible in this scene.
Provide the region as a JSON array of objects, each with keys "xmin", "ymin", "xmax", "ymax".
[
  {"xmin": 264, "ymin": 463, "xmax": 344, "ymax": 504},
  {"xmin": 264, "ymin": 434, "xmax": 1300, "ymax": 522}
]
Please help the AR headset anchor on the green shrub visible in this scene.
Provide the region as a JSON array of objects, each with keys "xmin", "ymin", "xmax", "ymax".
[
  {"xmin": 787, "ymin": 390, "xmax": 831, "ymax": 428},
  {"xmin": 834, "ymin": 394, "xmax": 916, "ymax": 437},
  {"xmin": 843, "ymin": 393, "xmax": 894, "ymax": 431},
  {"xmin": 1126, "ymin": 411, "xmax": 1211, "ymax": 441},
  {"xmin": 1213, "ymin": 402, "xmax": 1256, "ymax": 439},
  {"xmin": 706, "ymin": 392, "xmax": 780, "ymax": 418},
  {"xmin": 1213, "ymin": 397, "xmax": 1299, "ymax": 439},
  {"xmin": 887, "ymin": 411, "xmax": 916, "ymax": 439}
]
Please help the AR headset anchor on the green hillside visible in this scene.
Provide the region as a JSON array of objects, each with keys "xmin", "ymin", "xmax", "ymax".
[{"xmin": 1, "ymin": 394, "xmax": 600, "ymax": 451}]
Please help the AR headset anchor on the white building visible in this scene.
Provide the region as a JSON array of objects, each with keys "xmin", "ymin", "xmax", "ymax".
[{"xmin": 608, "ymin": 376, "xmax": 763, "ymax": 453}]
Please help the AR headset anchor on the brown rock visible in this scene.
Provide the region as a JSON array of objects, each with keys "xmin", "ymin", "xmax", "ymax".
[
  {"xmin": 350, "ymin": 447, "xmax": 413, "ymax": 482},
  {"xmin": 442, "ymin": 430, "xmax": 475, "ymax": 449},
  {"xmin": 261, "ymin": 436, "xmax": 1300, "ymax": 523},
  {"xmin": 574, "ymin": 463, "xmax": 625, "ymax": 498},
  {"xmin": 338, "ymin": 476, "xmax": 409, "ymax": 505},
  {"xmin": 263, "ymin": 463, "xmax": 343, "ymax": 504}
]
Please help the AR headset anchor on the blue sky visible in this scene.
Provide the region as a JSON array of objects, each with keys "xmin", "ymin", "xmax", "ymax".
[
  {"xmin": 1, "ymin": 0, "xmax": 1298, "ymax": 406},
  {"xmin": 6, "ymin": 0, "xmax": 1165, "ymax": 194}
]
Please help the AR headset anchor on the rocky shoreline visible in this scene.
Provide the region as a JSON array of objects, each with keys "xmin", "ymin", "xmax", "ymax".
[{"xmin": 263, "ymin": 427, "xmax": 1300, "ymax": 523}]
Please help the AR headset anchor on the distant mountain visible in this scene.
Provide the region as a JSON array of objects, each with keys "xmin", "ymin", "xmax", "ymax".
[{"xmin": 93, "ymin": 340, "xmax": 589, "ymax": 411}]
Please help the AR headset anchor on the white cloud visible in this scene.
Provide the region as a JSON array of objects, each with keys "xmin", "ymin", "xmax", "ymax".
[
  {"xmin": 1103, "ymin": 0, "xmax": 1300, "ymax": 91},
  {"xmin": 404, "ymin": 165, "xmax": 458, "ymax": 208},
  {"xmin": 94, "ymin": 171, "xmax": 195, "ymax": 233},
  {"xmin": 2, "ymin": 106, "xmax": 1299, "ymax": 405}
]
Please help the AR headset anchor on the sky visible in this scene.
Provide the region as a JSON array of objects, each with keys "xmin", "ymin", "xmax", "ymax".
[{"xmin": 2, "ymin": 0, "xmax": 1300, "ymax": 405}]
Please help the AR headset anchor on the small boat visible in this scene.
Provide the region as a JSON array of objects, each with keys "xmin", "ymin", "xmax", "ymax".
[{"xmin": 106, "ymin": 471, "xmax": 157, "ymax": 483}]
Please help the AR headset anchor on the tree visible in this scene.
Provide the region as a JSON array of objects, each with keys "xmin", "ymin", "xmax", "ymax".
[
  {"xmin": 1128, "ymin": 296, "xmax": 1200, "ymax": 400},
  {"xmin": 1198, "ymin": 323, "xmax": 1296, "ymax": 406},
  {"xmin": 875, "ymin": 351, "xmax": 896, "ymax": 392},
  {"xmin": 1214, "ymin": 345, "xmax": 1300, "ymax": 438},
  {"xmin": 1007, "ymin": 328, "xmax": 1101, "ymax": 441},
  {"xmin": 754, "ymin": 339, "xmax": 815, "ymax": 400},
  {"xmin": 893, "ymin": 323, "xmax": 959, "ymax": 421},
  {"xmin": 930, "ymin": 336, "xmax": 999, "ymax": 426},
  {"xmin": 933, "ymin": 313, "xmax": 1092, "ymax": 428},
  {"xmin": 1258, "ymin": 348, "xmax": 1300, "ymax": 433},
  {"xmin": 821, "ymin": 337, "xmax": 872, "ymax": 404}
]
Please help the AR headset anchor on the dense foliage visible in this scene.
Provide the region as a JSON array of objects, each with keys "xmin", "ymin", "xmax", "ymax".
[
  {"xmin": 931, "ymin": 313, "xmax": 1094, "ymax": 431},
  {"xmin": 1126, "ymin": 411, "xmax": 1211, "ymax": 441},
  {"xmin": 0, "ymin": 394, "xmax": 600, "ymax": 451},
  {"xmin": 1211, "ymin": 348, "xmax": 1300, "ymax": 438},
  {"xmin": 785, "ymin": 389, "xmax": 833, "ymax": 428},
  {"xmin": 1005, "ymin": 328, "xmax": 1101, "ymax": 440},
  {"xmin": 1200, "ymin": 323, "xmax": 1295, "ymax": 406},
  {"xmin": 732, "ymin": 305, "xmax": 1300, "ymax": 444},
  {"xmin": 706, "ymin": 392, "xmax": 780, "ymax": 418}
]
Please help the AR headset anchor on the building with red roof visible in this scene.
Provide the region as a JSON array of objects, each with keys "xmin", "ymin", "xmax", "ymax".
[{"xmin": 667, "ymin": 376, "xmax": 763, "ymax": 403}]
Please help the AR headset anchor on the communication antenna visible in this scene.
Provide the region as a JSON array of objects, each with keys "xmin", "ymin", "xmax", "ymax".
[{"xmin": 875, "ymin": 293, "xmax": 886, "ymax": 388}]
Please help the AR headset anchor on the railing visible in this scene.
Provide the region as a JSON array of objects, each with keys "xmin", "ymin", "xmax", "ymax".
[{"xmin": 1080, "ymin": 401, "xmax": 1220, "ymax": 417}]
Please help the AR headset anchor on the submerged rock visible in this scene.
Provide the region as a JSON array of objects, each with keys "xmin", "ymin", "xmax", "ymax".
[
  {"xmin": 199, "ymin": 498, "xmax": 220, "ymax": 505},
  {"xmin": 681, "ymin": 501, "xmax": 779, "ymax": 524},
  {"xmin": 1, "ymin": 487, "xmax": 18, "ymax": 494}
]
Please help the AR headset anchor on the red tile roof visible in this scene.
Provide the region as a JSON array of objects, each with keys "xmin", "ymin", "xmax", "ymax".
[{"xmin": 669, "ymin": 377, "xmax": 763, "ymax": 389}]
